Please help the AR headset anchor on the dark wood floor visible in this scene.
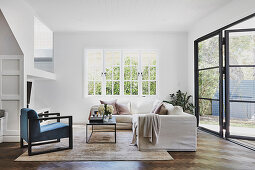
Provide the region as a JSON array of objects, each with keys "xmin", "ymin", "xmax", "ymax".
[{"xmin": 0, "ymin": 130, "xmax": 254, "ymax": 170}]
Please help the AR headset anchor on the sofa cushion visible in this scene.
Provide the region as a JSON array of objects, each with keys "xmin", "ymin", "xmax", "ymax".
[
  {"xmin": 131, "ymin": 99, "xmax": 155, "ymax": 114},
  {"xmin": 167, "ymin": 105, "xmax": 184, "ymax": 115},
  {"xmin": 116, "ymin": 102, "xmax": 131, "ymax": 115},
  {"xmin": 100, "ymin": 99, "xmax": 118, "ymax": 114},
  {"xmin": 114, "ymin": 115, "xmax": 133, "ymax": 123},
  {"xmin": 163, "ymin": 103, "xmax": 175, "ymax": 113}
]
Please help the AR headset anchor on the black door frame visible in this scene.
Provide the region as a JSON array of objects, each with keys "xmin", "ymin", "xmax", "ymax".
[
  {"xmin": 194, "ymin": 13, "xmax": 255, "ymax": 138},
  {"xmin": 225, "ymin": 28, "xmax": 255, "ymax": 140},
  {"xmin": 194, "ymin": 31, "xmax": 223, "ymax": 137}
]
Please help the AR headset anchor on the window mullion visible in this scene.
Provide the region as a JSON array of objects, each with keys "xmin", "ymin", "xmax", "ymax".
[
  {"xmin": 120, "ymin": 50, "xmax": 124, "ymax": 96},
  {"xmin": 102, "ymin": 49, "xmax": 106, "ymax": 96},
  {"xmin": 138, "ymin": 51, "xmax": 142, "ymax": 96},
  {"xmin": 148, "ymin": 63, "xmax": 150, "ymax": 95}
]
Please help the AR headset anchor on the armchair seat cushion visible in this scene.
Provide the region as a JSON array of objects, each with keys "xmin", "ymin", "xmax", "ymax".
[
  {"xmin": 32, "ymin": 122, "xmax": 69, "ymax": 142},
  {"xmin": 41, "ymin": 122, "xmax": 68, "ymax": 133}
]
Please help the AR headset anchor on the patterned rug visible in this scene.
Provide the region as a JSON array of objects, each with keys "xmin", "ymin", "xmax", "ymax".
[{"xmin": 15, "ymin": 125, "xmax": 173, "ymax": 161}]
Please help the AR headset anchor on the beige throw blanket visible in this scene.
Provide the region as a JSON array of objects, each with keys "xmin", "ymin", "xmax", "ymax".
[{"xmin": 132, "ymin": 114, "xmax": 161, "ymax": 145}]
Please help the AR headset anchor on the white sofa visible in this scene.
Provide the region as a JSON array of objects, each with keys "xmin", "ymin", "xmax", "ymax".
[
  {"xmin": 134, "ymin": 111, "xmax": 197, "ymax": 151},
  {"xmin": 90, "ymin": 98, "xmax": 197, "ymax": 151}
]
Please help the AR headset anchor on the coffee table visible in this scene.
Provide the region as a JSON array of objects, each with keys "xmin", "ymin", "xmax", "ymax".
[{"xmin": 86, "ymin": 117, "xmax": 116, "ymax": 143}]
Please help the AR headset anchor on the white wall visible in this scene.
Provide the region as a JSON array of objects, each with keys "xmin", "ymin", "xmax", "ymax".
[
  {"xmin": 0, "ymin": 0, "xmax": 35, "ymax": 74},
  {"xmin": 34, "ymin": 32, "xmax": 188, "ymax": 123},
  {"xmin": 187, "ymin": 0, "xmax": 255, "ymax": 96},
  {"xmin": 0, "ymin": 10, "xmax": 22, "ymax": 55},
  {"xmin": 0, "ymin": 9, "xmax": 24, "ymax": 142}
]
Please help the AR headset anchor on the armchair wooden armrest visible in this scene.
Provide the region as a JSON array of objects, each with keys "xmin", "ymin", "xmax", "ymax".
[
  {"xmin": 38, "ymin": 113, "xmax": 61, "ymax": 122},
  {"xmin": 32, "ymin": 116, "xmax": 72, "ymax": 121},
  {"xmin": 38, "ymin": 113, "xmax": 61, "ymax": 117}
]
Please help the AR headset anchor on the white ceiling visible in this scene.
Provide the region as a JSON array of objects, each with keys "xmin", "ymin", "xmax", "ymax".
[{"xmin": 24, "ymin": 0, "xmax": 233, "ymax": 32}]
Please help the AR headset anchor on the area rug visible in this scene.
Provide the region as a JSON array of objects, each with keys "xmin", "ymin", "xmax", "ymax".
[{"xmin": 15, "ymin": 125, "xmax": 173, "ymax": 161}]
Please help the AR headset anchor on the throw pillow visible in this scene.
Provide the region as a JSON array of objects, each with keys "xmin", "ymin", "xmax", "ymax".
[
  {"xmin": 153, "ymin": 102, "xmax": 163, "ymax": 114},
  {"xmin": 116, "ymin": 102, "xmax": 131, "ymax": 115},
  {"xmin": 151, "ymin": 100, "xmax": 161, "ymax": 113},
  {"xmin": 100, "ymin": 99, "xmax": 118, "ymax": 114},
  {"xmin": 157, "ymin": 105, "xmax": 168, "ymax": 115},
  {"xmin": 40, "ymin": 120, "xmax": 57, "ymax": 126}
]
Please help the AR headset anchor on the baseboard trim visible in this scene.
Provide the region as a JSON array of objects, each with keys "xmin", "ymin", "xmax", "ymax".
[{"xmin": 3, "ymin": 135, "xmax": 19, "ymax": 142}]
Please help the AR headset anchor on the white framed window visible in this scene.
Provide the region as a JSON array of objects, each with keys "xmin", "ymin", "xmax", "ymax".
[
  {"xmin": 141, "ymin": 51, "xmax": 157, "ymax": 95},
  {"xmin": 85, "ymin": 49, "xmax": 158, "ymax": 96},
  {"xmin": 86, "ymin": 50, "xmax": 103, "ymax": 96}
]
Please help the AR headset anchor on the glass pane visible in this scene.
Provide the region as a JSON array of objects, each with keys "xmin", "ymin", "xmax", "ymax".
[
  {"xmin": 141, "ymin": 51, "xmax": 157, "ymax": 65},
  {"xmin": 105, "ymin": 51, "xmax": 120, "ymax": 67},
  {"xmin": 112, "ymin": 52, "xmax": 121, "ymax": 65},
  {"xmin": 199, "ymin": 69, "xmax": 219, "ymax": 99},
  {"xmin": 150, "ymin": 66, "xmax": 156, "ymax": 80},
  {"xmin": 198, "ymin": 35, "xmax": 219, "ymax": 69},
  {"xmin": 150, "ymin": 81, "xmax": 156, "ymax": 95},
  {"xmin": 152, "ymin": 55, "xmax": 156, "ymax": 65},
  {"xmin": 141, "ymin": 55, "xmax": 150, "ymax": 66},
  {"xmin": 105, "ymin": 54, "xmax": 113, "ymax": 67},
  {"xmin": 34, "ymin": 17, "xmax": 53, "ymax": 73},
  {"xmin": 34, "ymin": 18, "xmax": 53, "ymax": 57},
  {"xmin": 88, "ymin": 67, "xmax": 94, "ymax": 80},
  {"xmin": 87, "ymin": 51, "xmax": 103, "ymax": 67},
  {"xmin": 229, "ymin": 67, "xmax": 255, "ymax": 101},
  {"xmin": 229, "ymin": 32, "xmax": 255, "ymax": 65},
  {"xmin": 124, "ymin": 52, "xmax": 139, "ymax": 65},
  {"xmin": 142, "ymin": 81, "xmax": 149, "ymax": 95},
  {"xmin": 105, "ymin": 51, "xmax": 120, "ymax": 91},
  {"xmin": 88, "ymin": 81, "xmax": 94, "ymax": 95},
  {"xmin": 105, "ymin": 67, "xmax": 112, "ymax": 80},
  {"xmin": 124, "ymin": 56, "xmax": 130, "ymax": 65},
  {"xmin": 131, "ymin": 56, "xmax": 138, "ymax": 65},
  {"xmin": 142, "ymin": 66, "xmax": 149, "ymax": 80},
  {"xmin": 106, "ymin": 81, "xmax": 112, "ymax": 95},
  {"xmin": 87, "ymin": 50, "xmax": 103, "ymax": 82},
  {"xmin": 131, "ymin": 81, "xmax": 138, "ymax": 95},
  {"xmin": 113, "ymin": 81, "xmax": 120, "ymax": 95},
  {"xmin": 131, "ymin": 66, "xmax": 138, "ymax": 80},
  {"xmin": 113, "ymin": 67, "xmax": 120, "ymax": 80},
  {"xmin": 95, "ymin": 81, "xmax": 101, "ymax": 95},
  {"xmin": 124, "ymin": 66, "xmax": 131, "ymax": 80},
  {"xmin": 124, "ymin": 81, "xmax": 131, "ymax": 95},
  {"xmin": 94, "ymin": 66, "xmax": 101, "ymax": 80},
  {"xmin": 229, "ymin": 102, "xmax": 255, "ymax": 137},
  {"xmin": 199, "ymin": 99, "xmax": 220, "ymax": 132}
]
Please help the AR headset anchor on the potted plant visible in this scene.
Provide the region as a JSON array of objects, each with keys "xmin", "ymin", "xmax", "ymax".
[
  {"xmin": 98, "ymin": 104, "xmax": 114, "ymax": 122},
  {"xmin": 164, "ymin": 90, "xmax": 195, "ymax": 114}
]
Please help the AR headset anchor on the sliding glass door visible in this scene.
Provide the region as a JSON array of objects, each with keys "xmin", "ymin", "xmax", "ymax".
[
  {"xmin": 195, "ymin": 32, "xmax": 224, "ymax": 136},
  {"xmin": 225, "ymin": 29, "xmax": 255, "ymax": 140}
]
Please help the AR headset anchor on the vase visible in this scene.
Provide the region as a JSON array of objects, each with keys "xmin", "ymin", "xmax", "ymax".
[
  {"xmin": 109, "ymin": 114, "xmax": 112, "ymax": 119},
  {"xmin": 103, "ymin": 115, "xmax": 109, "ymax": 122}
]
